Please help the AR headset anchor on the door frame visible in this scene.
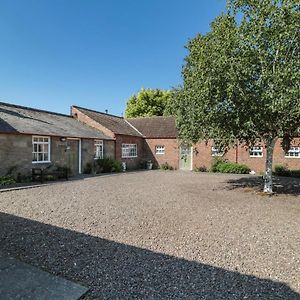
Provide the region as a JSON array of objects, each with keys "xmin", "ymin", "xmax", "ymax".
[
  {"xmin": 66, "ymin": 138, "xmax": 82, "ymax": 174},
  {"xmin": 179, "ymin": 145, "xmax": 193, "ymax": 171}
]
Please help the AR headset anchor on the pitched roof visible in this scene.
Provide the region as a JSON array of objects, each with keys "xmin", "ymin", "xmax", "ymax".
[
  {"xmin": 127, "ymin": 116, "xmax": 178, "ymax": 138},
  {"xmin": 73, "ymin": 106, "xmax": 143, "ymax": 137},
  {"xmin": 0, "ymin": 102, "xmax": 112, "ymax": 139}
]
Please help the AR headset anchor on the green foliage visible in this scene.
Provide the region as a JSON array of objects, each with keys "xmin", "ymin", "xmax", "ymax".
[
  {"xmin": 16, "ymin": 173, "xmax": 32, "ymax": 183},
  {"xmin": 95, "ymin": 158, "xmax": 122, "ymax": 173},
  {"xmin": 194, "ymin": 165, "xmax": 207, "ymax": 172},
  {"xmin": 211, "ymin": 158, "xmax": 250, "ymax": 174},
  {"xmin": 0, "ymin": 176, "xmax": 16, "ymax": 186},
  {"xmin": 160, "ymin": 162, "xmax": 174, "ymax": 170},
  {"xmin": 84, "ymin": 162, "xmax": 93, "ymax": 174},
  {"xmin": 173, "ymin": 0, "xmax": 300, "ymax": 191},
  {"xmin": 125, "ymin": 88, "xmax": 172, "ymax": 118},
  {"xmin": 274, "ymin": 165, "xmax": 300, "ymax": 178}
]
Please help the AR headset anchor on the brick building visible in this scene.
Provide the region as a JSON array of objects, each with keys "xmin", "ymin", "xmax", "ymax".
[
  {"xmin": 71, "ymin": 106, "xmax": 145, "ymax": 170},
  {"xmin": 1, "ymin": 102, "xmax": 299, "ymax": 176},
  {"xmin": 0, "ymin": 102, "xmax": 113, "ymax": 177},
  {"xmin": 72, "ymin": 105, "xmax": 300, "ymax": 174}
]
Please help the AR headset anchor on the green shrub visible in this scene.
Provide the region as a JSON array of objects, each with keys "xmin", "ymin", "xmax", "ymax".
[
  {"xmin": 274, "ymin": 165, "xmax": 289, "ymax": 176},
  {"xmin": 160, "ymin": 162, "xmax": 174, "ymax": 170},
  {"xmin": 84, "ymin": 162, "xmax": 93, "ymax": 174},
  {"xmin": 274, "ymin": 165, "xmax": 300, "ymax": 178},
  {"xmin": 194, "ymin": 165, "xmax": 207, "ymax": 172},
  {"xmin": 210, "ymin": 158, "xmax": 250, "ymax": 174},
  {"xmin": 0, "ymin": 176, "xmax": 16, "ymax": 186},
  {"xmin": 16, "ymin": 173, "xmax": 32, "ymax": 183},
  {"xmin": 95, "ymin": 158, "xmax": 122, "ymax": 173},
  {"xmin": 210, "ymin": 158, "xmax": 225, "ymax": 172}
]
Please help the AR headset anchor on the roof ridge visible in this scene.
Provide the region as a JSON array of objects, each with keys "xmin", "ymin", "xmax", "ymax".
[
  {"xmin": 124, "ymin": 119, "xmax": 144, "ymax": 137},
  {"xmin": 72, "ymin": 105, "xmax": 123, "ymax": 119},
  {"xmin": 0, "ymin": 101, "xmax": 72, "ymax": 118},
  {"xmin": 126, "ymin": 115, "xmax": 175, "ymax": 120}
]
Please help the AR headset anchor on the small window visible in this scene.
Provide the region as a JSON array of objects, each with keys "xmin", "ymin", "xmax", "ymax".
[
  {"xmin": 211, "ymin": 146, "xmax": 224, "ymax": 157},
  {"xmin": 249, "ymin": 146, "xmax": 263, "ymax": 157},
  {"xmin": 285, "ymin": 146, "xmax": 300, "ymax": 158},
  {"xmin": 122, "ymin": 144, "xmax": 137, "ymax": 158},
  {"xmin": 155, "ymin": 145, "xmax": 165, "ymax": 155},
  {"xmin": 32, "ymin": 136, "xmax": 51, "ymax": 163},
  {"xmin": 94, "ymin": 140, "xmax": 103, "ymax": 159}
]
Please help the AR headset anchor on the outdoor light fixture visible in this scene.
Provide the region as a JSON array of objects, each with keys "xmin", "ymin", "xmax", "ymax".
[{"xmin": 60, "ymin": 137, "xmax": 66, "ymax": 142}]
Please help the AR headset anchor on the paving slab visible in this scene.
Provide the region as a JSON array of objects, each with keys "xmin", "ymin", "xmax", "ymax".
[{"xmin": 0, "ymin": 256, "xmax": 88, "ymax": 300}]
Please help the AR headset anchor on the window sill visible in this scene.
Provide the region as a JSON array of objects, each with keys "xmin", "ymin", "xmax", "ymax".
[{"xmin": 32, "ymin": 161, "xmax": 51, "ymax": 164}]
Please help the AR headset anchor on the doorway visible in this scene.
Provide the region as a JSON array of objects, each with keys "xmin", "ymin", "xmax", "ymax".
[{"xmin": 179, "ymin": 145, "xmax": 192, "ymax": 170}]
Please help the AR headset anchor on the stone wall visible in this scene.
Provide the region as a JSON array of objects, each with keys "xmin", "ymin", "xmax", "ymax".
[{"xmin": 0, "ymin": 133, "xmax": 115, "ymax": 177}]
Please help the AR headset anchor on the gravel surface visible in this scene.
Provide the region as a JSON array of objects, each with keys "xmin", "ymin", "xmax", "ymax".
[{"xmin": 1, "ymin": 171, "xmax": 300, "ymax": 299}]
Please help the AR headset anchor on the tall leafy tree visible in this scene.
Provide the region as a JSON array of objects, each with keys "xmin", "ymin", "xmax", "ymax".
[
  {"xmin": 125, "ymin": 88, "xmax": 171, "ymax": 118},
  {"xmin": 173, "ymin": 0, "xmax": 300, "ymax": 192}
]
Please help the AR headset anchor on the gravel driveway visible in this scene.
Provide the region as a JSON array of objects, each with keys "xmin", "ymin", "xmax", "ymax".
[{"xmin": 1, "ymin": 171, "xmax": 300, "ymax": 299}]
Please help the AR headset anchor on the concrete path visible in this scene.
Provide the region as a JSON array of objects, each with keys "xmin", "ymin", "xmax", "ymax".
[{"xmin": 0, "ymin": 256, "xmax": 88, "ymax": 300}]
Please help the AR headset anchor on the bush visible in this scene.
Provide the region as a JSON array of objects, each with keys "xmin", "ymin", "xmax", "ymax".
[
  {"xmin": 95, "ymin": 158, "xmax": 122, "ymax": 173},
  {"xmin": 210, "ymin": 158, "xmax": 250, "ymax": 174},
  {"xmin": 194, "ymin": 166, "xmax": 207, "ymax": 172},
  {"xmin": 16, "ymin": 173, "xmax": 32, "ymax": 183},
  {"xmin": 0, "ymin": 176, "xmax": 16, "ymax": 186},
  {"xmin": 160, "ymin": 162, "xmax": 174, "ymax": 170},
  {"xmin": 84, "ymin": 162, "xmax": 93, "ymax": 174},
  {"xmin": 274, "ymin": 165, "xmax": 300, "ymax": 178}
]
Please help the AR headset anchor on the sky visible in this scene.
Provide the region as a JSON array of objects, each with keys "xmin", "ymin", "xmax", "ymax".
[{"xmin": 0, "ymin": 0, "xmax": 226, "ymax": 116}]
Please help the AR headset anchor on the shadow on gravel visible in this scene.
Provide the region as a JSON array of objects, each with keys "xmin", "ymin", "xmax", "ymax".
[
  {"xmin": 226, "ymin": 176, "xmax": 300, "ymax": 196},
  {"xmin": 1, "ymin": 212, "xmax": 299, "ymax": 299}
]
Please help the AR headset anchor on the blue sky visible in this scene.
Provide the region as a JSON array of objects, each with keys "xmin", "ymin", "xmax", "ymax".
[{"xmin": 0, "ymin": 0, "xmax": 226, "ymax": 116}]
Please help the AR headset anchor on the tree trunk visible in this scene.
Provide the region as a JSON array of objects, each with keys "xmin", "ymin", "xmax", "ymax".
[{"xmin": 264, "ymin": 138, "xmax": 277, "ymax": 193}]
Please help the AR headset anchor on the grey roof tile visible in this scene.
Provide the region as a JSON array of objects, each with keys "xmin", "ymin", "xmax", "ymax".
[{"xmin": 0, "ymin": 102, "xmax": 112, "ymax": 139}]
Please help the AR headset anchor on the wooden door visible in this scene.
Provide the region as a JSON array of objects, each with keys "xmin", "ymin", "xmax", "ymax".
[{"xmin": 66, "ymin": 139, "xmax": 79, "ymax": 176}]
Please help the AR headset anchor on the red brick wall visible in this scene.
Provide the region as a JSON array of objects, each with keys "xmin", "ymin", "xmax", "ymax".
[
  {"xmin": 192, "ymin": 141, "xmax": 237, "ymax": 171},
  {"xmin": 192, "ymin": 138, "xmax": 300, "ymax": 173},
  {"xmin": 237, "ymin": 138, "xmax": 300, "ymax": 173},
  {"xmin": 144, "ymin": 138, "xmax": 179, "ymax": 169},
  {"xmin": 71, "ymin": 107, "xmax": 115, "ymax": 138},
  {"xmin": 115, "ymin": 134, "xmax": 145, "ymax": 170}
]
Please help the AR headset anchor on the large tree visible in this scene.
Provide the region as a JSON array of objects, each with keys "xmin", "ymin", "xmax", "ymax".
[
  {"xmin": 125, "ymin": 88, "xmax": 171, "ymax": 118},
  {"xmin": 172, "ymin": 0, "xmax": 300, "ymax": 193}
]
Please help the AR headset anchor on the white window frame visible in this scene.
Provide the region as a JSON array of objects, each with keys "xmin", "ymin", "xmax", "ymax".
[
  {"xmin": 155, "ymin": 145, "xmax": 165, "ymax": 155},
  {"xmin": 249, "ymin": 146, "xmax": 263, "ymax": 157},
  {"xmin": 285, "ymin": 146, "xmax": 300, "ymax": 158},
  {"xmin": 32, "ymin": 136, "xmax": 51, "ymax": 163},
  {"xmin": 122, "ymin": 144, "xmax": 137, "ymax": 158},
  {"xmin": 211, "ymin": 146, "xmax": 224, "ymax": 157},
  {"xmin": 94, "ymin": 140, "xmax": 104, "ymax": 159}
]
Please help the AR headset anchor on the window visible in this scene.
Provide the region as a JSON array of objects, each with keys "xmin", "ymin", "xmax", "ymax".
[
  {"xmin": 211, "ymin": 146, "xmax": 224, "ymax": 157},
  {"xmin": 155, "ymin": 145, "xmax": 165, "ymax": 155},
  {"xmin": 122, "ymin": 144, "xmax": 137, "ymax": 158},
  {"xmin": 285, "ymin": 146, "xmax": 300, "ymax": 158},
  {"xmin": 94, "ymin": 140, "xmax": 103, "ymax": 159},
  {"xmin": 32, "ymin": 136, "xmax": 50, "ymax": 163},
  {"xmin": 249, "ymin": 146, "xmax": 263, "ymax": 157}
]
